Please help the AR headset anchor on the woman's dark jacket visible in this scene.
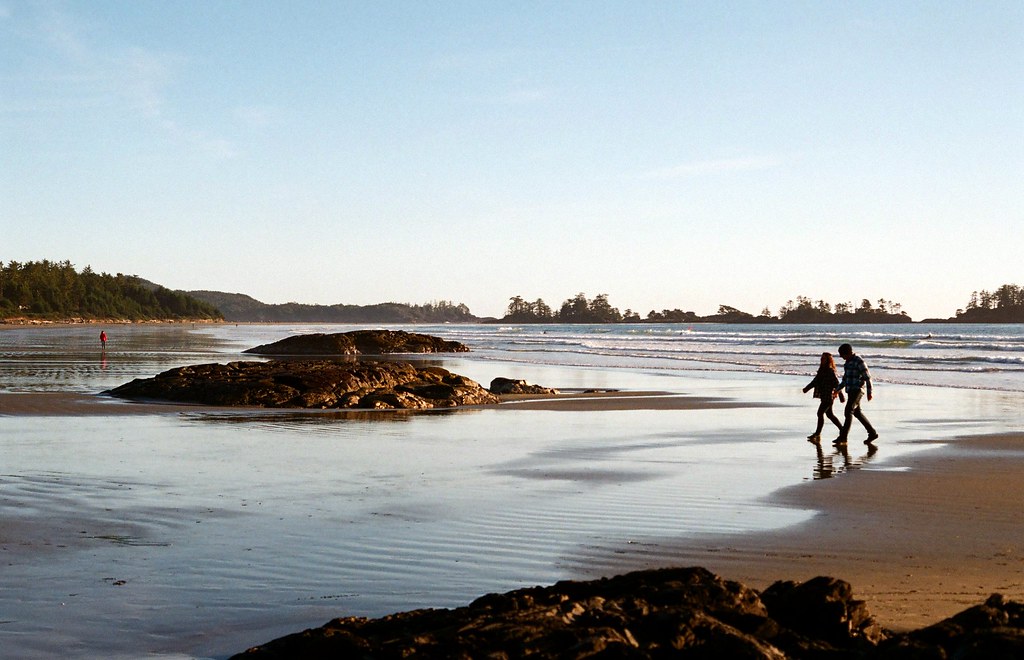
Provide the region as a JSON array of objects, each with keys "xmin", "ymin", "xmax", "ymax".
[{"xmin": 804, "ymin": 368, "xmax": 839, "ymax": 399}]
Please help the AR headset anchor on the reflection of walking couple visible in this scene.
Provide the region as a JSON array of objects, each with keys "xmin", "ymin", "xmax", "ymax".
[
  {"xmin": 813, "ymin": 438, "xmax": 877, "ymax": 479},
  {"xmin": 803, "ymin": 343, "xmax": 878, "ymax": 446}
]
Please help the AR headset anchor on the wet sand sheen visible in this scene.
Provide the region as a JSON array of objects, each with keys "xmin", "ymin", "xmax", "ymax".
[
  {"xmin": 6, "ymin": 322, "xmax": 1024, "ymax": 658},
  {"xmin": 4, "ymin": 389, "xmax": 1023, "ymax": 641},
  {"xmin": 2, "ymin": 380, "xmax": 1024, "ymax": 654},
  {"xmin": 0, "ymin": 389, "xmax": 758, "ymax": 416},
  {"xmin": 7, "ymin": 385, "xmax": 810, "ymax": 658},
  {"xmin": 572, "ymin": 431, "xmax": 1024, "ymax": 632}
]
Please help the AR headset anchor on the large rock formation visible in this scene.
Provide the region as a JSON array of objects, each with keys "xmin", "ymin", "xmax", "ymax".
[
  {"xmin": 230, "ymin": 567, "xmax": 1024, "ymax": 659},
  {"xmin": 107, "ymin": 360, "xmax": 498, "ymax": 409},
  {"xmin": 243, "ymin": 330, "xmax": 470, "ymax": 356}
]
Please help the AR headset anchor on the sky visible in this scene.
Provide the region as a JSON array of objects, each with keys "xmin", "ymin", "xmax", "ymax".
[{"xmin": 1, "ymin": 1, "xmax": 1022, "ymax": 320}]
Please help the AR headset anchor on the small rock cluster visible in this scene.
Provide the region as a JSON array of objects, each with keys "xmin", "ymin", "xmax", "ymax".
[
  {"xmin": 230, "ymin": 567, "xmax": 1024, "ymax": 659},
  {"xmin": 489, "ymin": 377, "xmax": 559, "ymax": 395}
]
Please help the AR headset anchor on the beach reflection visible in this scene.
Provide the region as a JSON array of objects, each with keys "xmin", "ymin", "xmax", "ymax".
[
  {"xmin": 188, "ymin": 406, "xmax": 469, "ymax": 430},
  {"xmin": 812, "ymin": 441, "xmax": 877, "ymax": 480},
  {"xmin": 0, "ymin": 324, "xmax": 236, "ymax": 393}
]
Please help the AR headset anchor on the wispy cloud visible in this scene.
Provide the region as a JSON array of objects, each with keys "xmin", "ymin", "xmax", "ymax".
[
  {"xmin": 637, "ymin": 155, "xmax": 785, "ymax": 180},
  {"xmin": 28, "ymin": 7, "xmax": 235, "ymax": 159}
]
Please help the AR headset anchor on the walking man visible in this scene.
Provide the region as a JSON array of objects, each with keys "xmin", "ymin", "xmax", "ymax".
[{"xmin": 834, "ymin": 343, "xmax": 878, "ymax": 445}]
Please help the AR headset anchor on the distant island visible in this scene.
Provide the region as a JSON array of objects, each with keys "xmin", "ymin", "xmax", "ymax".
[
  {"xmin": 3, "ymin": 260, "xmax": 1023, "ymax": 324},
  {"xmin": 501, "ymin": 288, "xmax": 1024, "ymax": 324},
  {"xmin": 504, "ymin": 293, "xmax": 914, "ymax": 324}
]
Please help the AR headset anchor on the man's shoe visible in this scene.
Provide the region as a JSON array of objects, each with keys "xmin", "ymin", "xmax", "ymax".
[
  {"xmin": 807, "ymin": 433, "xmax": 820, "ymax": 441},
  {"xmin": 865, "ymin": 432, "xmax": 879, "ymax": 444},
  {"xmin": 832, "ymin": 437, "xmax": 847, "ymax": 445}
]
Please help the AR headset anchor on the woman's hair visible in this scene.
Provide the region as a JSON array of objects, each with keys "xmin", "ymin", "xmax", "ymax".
[{"xmin": 819, "ymin": 352, "xmax": 835, "ymax": 370}]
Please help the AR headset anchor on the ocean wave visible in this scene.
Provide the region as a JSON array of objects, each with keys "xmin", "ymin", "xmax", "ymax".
[
  {"xmin": 420, "ymin": 323, "xmax": 1024, "ymax": 392},
  {"xmin": 857, "ymin": 338, "xmax": 917, "ymax": 348}
]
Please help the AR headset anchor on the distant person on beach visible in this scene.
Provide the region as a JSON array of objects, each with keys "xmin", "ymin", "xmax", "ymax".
[
  {"xmin": 834, "ymin": 343, "xmax": 878, "ymax": 445},
  {"xmin": 802, "ymin": 352, "xmax": 844, "ymax": 442},
  {"xmin": 100, "ymin": 331, "xmax": 107, "ymax": 348}
]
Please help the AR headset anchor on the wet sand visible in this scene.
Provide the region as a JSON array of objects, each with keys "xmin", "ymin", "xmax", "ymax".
[
  {"xmin": 0, "ymin": 391, "xmax": 207, "ymax": 416},
  {"xmin": 3, "ymin": 390, "xmax": 1022, "ymax": 635},
  {"xmin": 578, "ymin": 431, "xmax": 1024, "ymax": 632},
  {"xmin": 0, "ymin": 389, "xmax": 759, "ymax": 416},
  {"xmin": 755, "ymin": 431, "xmax": 1024, "ymax": 630}
]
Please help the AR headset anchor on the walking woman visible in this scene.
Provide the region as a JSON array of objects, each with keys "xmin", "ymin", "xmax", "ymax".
[{"xmin": 802, "ymin": 352, "xmax": 844, "ymax": 442}]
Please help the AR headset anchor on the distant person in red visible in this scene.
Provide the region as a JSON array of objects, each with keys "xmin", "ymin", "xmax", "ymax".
[
  {"xmin": 100, "ymin": 331, "xmax": 107, "ymax": 349},
  {"xmin": 802, "ymin": 352, "xmax": 844, "ymax": 442}
]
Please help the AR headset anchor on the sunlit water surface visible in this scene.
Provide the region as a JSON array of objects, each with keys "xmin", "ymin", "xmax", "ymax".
[{"xmin": 2, "ymin": 324, "xmax": 1022, "ymax": 658}]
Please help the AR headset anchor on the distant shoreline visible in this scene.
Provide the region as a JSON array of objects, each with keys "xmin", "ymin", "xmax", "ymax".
[
  {"xmin": 2, "ymin": 316, "xmax": 1021, "ymax": 327},
  {"xmin": 0, "ymin": 317, "xmax": 223, "ymax": 327}
]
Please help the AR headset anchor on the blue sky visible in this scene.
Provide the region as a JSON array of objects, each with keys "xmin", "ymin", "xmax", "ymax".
[{"xmin": 2, "ymin": 1, "xmax": 1021, "ymax": 319}]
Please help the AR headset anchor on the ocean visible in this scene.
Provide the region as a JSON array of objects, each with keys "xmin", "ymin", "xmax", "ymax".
[
  {"xmin": 430, "ymin": 322, "xmax": 1024, "ymax": 392},
  {"xmin": 1, "ymin": 322, "xmax": 1023, "ymax": 658},
  {"xmin": 4, "ymin": 322, "xmax": 1024, "ymax": 393}
]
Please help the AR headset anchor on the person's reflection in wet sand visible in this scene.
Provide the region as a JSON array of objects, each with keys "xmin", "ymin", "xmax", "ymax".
[
  {"xmin": 812, "ymin": 441, "xmax": 877, "ymax": 480},
  {"xmin": 814, "ymin": 442, "xmax": 834, "ymax": 479}
]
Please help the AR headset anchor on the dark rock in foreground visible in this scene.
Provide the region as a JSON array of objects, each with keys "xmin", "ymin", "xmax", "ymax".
[
  {"xmin": 243, "ymin": 330, "xmax": 470, "ymax": 356},
  {"xmin": 230, "ymin": 567, "xmax": 1024, "ymax": 659},
  {"xmin": 107, "ymin": 360, "xmax": 498, "ymax": 409}
]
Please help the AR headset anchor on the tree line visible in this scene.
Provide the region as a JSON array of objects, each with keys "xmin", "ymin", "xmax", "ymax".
[
  {"xmin": 504, "ymin": 287, "xmax": 1024, "ymax": 323},
  {"xmin": 185, "ymin": 290, "xmax": 475, "ymax": 323},
  {"xmin": 954, "ymin": 284, "xmax": 1024, "ymax": 322},
  {"xmin": 6, "ymin": 258, "xmax": 1021, "ymax": 324},
  {"xmin": 0, "ymin": 260, "xmax": 222, "ymax": 321},
  {"xmin": 505, "ymin": 293, "xmax": 627, "ymax": 323}
]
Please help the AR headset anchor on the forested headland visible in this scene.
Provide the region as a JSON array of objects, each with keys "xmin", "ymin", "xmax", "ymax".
[
  {"xmin": 0, "ymin": 260, "xmax": 222, "ymax": 322},
  {"xmin": 0, "ymin": 260, "xmax": 474, "ymax": 324}
]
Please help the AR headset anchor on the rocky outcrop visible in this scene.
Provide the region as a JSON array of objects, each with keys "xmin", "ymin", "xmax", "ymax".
[
  {"xmin": 488, "ymin": 377, "xmax": 559, "ymax": 395},
  {"xmin": 243, "ymin": 330, "xmax": 470, "ymax": 356},
  {"xmin": 230, "ymin": 567, "xmax": 1024, "ymax": 659},
  {"xmin": 883, "ymin": 593, "xmax": 1024, "ymax": 657},
  {"xmin": 106, "ymin": 360, "xmax": 498, "ymax": 409}
]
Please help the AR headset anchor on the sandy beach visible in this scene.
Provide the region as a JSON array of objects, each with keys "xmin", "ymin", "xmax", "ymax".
[
  {"xmin": 4, "ymin": 322, "xmax": 1024, "ymax": 657},
  {"xmin": 4, "ymin": 389, "xmax": 1021, "ymax": 637},
  {"xmin": 575, "ymin": 428, "xmax": 1024, "ymax": 632}
]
